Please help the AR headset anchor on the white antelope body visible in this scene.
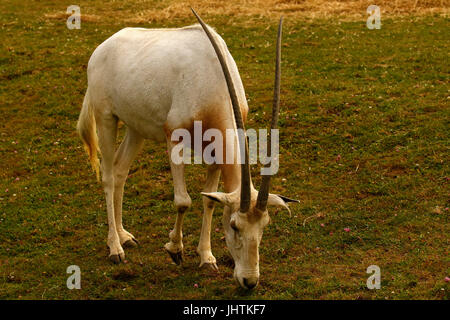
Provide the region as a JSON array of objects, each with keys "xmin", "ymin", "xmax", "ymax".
[{"xmin": 78, "ymin": 10, "xmax": 298, "ymax": 289}]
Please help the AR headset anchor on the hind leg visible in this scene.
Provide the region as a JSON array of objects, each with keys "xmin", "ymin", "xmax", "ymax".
[
  {"xmin": 164, "ymin": 138, "xmax": 191, "ymax": 265},
  {"xmin": 113, "ymin": 127, "xmax": 144, "ymax": 248},
  {"xmin": 97, "ymin": 115, "xmax": 124, "ymax": 263}
]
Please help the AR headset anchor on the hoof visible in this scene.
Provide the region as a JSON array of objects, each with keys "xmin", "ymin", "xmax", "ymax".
[
  {"xmin": 166, "ymin": 249, "xmax": 183, "ymax": 265},
  {"xmin": 123, "ymin": 238, "xmax": 139, "ymax": 248},
  {"xmin": 200, "ymin": 262, "xmax": 219, "ymax": 272},
  {"xmin": 109, "ymin": 254, "xmax": 123, "ymax": 264}
]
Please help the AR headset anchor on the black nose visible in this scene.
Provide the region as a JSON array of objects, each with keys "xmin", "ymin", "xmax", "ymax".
[{"xmin": 243, "ymin": 277, "xmax": 257, "ymax": 289}]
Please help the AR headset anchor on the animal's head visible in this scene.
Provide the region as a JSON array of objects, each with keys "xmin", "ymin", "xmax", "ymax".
[
  {"xmin": 202, "ymin": 189, "xmax": 298, "ymax": 289},
  {"xmin": 193, "ymin": 9, "xmax": 299, "ymax": 290}
]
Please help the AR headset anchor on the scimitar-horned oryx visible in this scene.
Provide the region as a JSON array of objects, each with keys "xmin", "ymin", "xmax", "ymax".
[{"xmin": 77, "ymin": 9, "xmax": 298, "ymax": 289}]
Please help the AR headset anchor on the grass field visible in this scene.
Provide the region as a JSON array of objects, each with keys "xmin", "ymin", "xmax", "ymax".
[{"xmin": 0, "ymin": 0, "xmax": 449, "ymax": 299}]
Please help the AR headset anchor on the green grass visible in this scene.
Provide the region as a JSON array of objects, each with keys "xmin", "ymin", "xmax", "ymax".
[{"xmin": 0, "ymin": 0, "xmax": 449, "ymax": 299}]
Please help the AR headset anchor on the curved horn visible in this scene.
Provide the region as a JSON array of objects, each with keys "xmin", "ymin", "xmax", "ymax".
[
  {"xmin": 191, "ymin": 8, "xmax": 251, "ymax": 212},
  {"xmin": 256, "ymin": 17, "xmax": 283, "ymax": 211}
]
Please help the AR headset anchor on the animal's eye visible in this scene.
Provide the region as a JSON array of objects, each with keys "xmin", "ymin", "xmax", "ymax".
[{"xmin": 230, "ymin": 219, "xmax": 238, "ymax": 232}]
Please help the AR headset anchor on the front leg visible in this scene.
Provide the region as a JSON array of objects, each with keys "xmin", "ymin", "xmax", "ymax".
[
  {"xmin": 164, "ymin": 139, "xmax": 191, "ymax": 265},
  {"xmin": 197, "ymin": 165, "xmax": 221, "ymax": 271}
]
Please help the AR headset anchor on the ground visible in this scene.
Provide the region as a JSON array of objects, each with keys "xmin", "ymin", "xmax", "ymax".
[{"xmin": 0, "ymin": 0, "xmax": 448, "ymax": 299}]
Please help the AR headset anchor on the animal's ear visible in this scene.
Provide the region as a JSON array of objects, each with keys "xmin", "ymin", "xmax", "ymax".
[
  {"xmin": 267, "ymin": 193, "xmax": 300, "ymax": 216},
  {"xmin": 201, "ymin": 192, "xmax": 232, "ymax": 206}
]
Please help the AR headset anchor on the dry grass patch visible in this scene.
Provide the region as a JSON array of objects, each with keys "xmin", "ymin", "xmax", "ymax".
[
  {"xmin": 124, "ymin": 0, "xmax": 449, "ymax": 23},
  {"xmin": 44, "ymin": 12, "xmax": 101, "ymax": 23}
]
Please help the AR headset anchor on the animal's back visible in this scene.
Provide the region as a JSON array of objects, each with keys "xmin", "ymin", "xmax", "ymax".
[{"xmin": 86, "ymin": 25, "xmax": 248, "ymax": 141}]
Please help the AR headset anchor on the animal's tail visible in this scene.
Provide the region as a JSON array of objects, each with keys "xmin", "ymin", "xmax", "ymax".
[{"xmin": 77, "ymin": 89, "xmax": 100, "ymax": 181}]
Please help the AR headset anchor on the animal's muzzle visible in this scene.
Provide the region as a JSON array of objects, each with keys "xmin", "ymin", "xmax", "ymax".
[{"xmin": 242, "ymin": 276, "xmax": 259, "ymax": 290}]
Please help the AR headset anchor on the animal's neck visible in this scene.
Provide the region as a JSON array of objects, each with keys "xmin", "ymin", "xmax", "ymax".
[
  {"xmin": 220, "ymin": 163, "xmax": 241, "ymax": 193},
  {"xmin": 199, "ymin": 104, "xmax": 247, "ymax": 194},
  {"xmin": 218, "ymin": 123, "xmax": 244, "ymax": 193}
]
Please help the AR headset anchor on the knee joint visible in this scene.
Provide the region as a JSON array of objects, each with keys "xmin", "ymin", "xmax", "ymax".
[
  {"xmin": 114, "ymin": 170, "xmax": 128, "ymax": 186},
  {"xmin": 102, "ymin": 175, "xmax": 114, "ymax": 189},
  {"xmin": 204, "ymin": 199, "xmax": 215, "ymax": 210},
  {"xmin": 174, "ymin": 194, "xmax": 191, "ymax": 213}
]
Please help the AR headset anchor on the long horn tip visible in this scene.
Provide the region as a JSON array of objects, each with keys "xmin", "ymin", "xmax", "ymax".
[{"xmin": 191, "ymin": 7, "xmax": 200, "ymax": 19}]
